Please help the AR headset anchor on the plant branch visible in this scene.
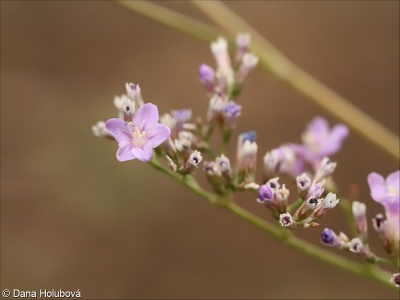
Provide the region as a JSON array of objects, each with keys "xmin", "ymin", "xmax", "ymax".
[
  {"xmin": 191, "ymin": 1, "xmax": 399, "ymax": 161},
  {"xmin": 225, "ymin": 202, "xmax": 394, "ymax": 288},
  {"xmin": 149, "ymin": 155, "xmax": 394, "ymax": 288},
  {"xmin": 117, "ymin": 0, "xmax": 399, "ymax": 161}
]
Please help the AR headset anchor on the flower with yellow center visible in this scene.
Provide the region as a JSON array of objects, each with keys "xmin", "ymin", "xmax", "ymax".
[{"xmin": 105, "ymin": 103, "xmax": 171, "ymax": 162}]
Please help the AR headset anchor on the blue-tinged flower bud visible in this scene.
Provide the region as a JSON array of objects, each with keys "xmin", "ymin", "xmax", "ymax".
[
  {"xmin": 198, "ymin": 64, "xmax": 215, "ymax": 93},
  {"xmin": 237, "ymin": 131, "xmax": 258, "ymax": 176},
  {"xmin": 223, "ymin": 101, "xmax": 242, "ymax": 128},
  {"xmin": 320, "ymin": 228, "xmax": 342, "ymax": 247},
  {"xmin": 257, "ymin": 184, "xmax": 274, "ymax": 203}
]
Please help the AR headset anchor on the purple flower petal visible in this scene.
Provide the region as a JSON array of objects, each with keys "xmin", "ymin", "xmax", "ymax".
[
  {"xmin": 105, "ymin": 118, "xmax": 132, "ymax": 147},
  {"xmin": 133, "ymin": 103, "xmax": 159, "ymax": 132},
  {"xmin": 368, "ymin": 172, "xmax": 386, "ymax": 202},
  {"xmin": 131, "ymin": 146, "xmax": 152, "ymax": 162},
  {"xmin": 116, "ymin": 144, "xmax": 135, "ymax": 161},
  {"xmin": 309, "ymin": 117, "xmax": 329, "ymax": 135},
  {"xmin": 386, "ymin": 171, "xmax": 400, "ymax": 188},
  {"xmin": 146, "ymin": 123, "xmax": 171, "ymax": 148}
]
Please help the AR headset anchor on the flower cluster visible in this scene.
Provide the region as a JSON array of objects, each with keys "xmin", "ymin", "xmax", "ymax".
[
  {"xmin": 93, "ymin": 33, "xmax": 399, "ymax": 287},
  {"xmin": 321, "ymin": 170, "xmax": 399, "ymax": 284},
  {"xmin": 258, "ymin": 157, "xmax": 340, "ymax": 229},
  {"xmin": 92, "ymin": 83, "xmax": 171, "ymax": 162},
  {"xmin": 199, "ymin": 33, "xmax": 258, "ymax": 130}
]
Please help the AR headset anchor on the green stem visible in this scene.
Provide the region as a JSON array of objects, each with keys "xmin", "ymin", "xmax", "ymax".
[
  {"xmin": 225, "ymin": 202, "xmax": 394, "ymax": 288},
  {"xmin": 116, "ymin": 0, "xmax": 399, "ymax": 161},
  {"xmin": 149, "ymin": 156, "xmax": 216, "ymax": 203},
  {"xmin": 149, "ymin": 155, "xmax": 394, "ymax": 288}
]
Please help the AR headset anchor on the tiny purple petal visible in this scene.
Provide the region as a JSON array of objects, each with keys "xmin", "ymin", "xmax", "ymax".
[
  {"xmin": 132, "ymin": 103, "xmax": 159, "ymax": 132},
  {"xmin": 105, "ymin": 118, "xmax": 131, "ymax": 147},
  {"xmin": 106, "ymin": 102, "xmax": 171, "ymax": 163},
  {"xmin": 309, "ymin": 117, "xmax": 329, "ymax": 135},
  {"xmin": 198, "ymin": 64, "xmax": 215, "ymax": 81},
  {"xmin": 117, "ymin": 144, "xmax": 135, "ymax": 161},
  {"xmin": 131, "ymin": 146, "xmax": 152, "ymax": 162},
  {"xmin": 368, "ymin": 172, "xmax": 386, "ymax": 202},
  {"xmin": 386, "ymin": 171, "xmax": 400, "ymax": 189},
  {"xmin": 146, "ymin": 123, "xmax": 171, "ymax": 148}
]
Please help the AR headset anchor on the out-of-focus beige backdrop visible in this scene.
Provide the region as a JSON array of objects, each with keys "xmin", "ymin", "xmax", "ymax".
[{"xmin": 1, "ymin": 1, "xmax": 399, "ymax": 299}]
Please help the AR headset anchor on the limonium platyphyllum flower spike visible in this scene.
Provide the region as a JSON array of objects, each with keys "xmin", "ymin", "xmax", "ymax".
[
  {"xmin": 94, "ymin": 32, "xmax": 398, "ymax": 289},
  {"xmin": 105, "ymin": 103, "xmax": 171, "ymax": 162},
  {"xmin": 290, "ymin": 116, "xmax": 349, "ymax": 170},
  {"xmin": 368, "ymin": 170, "xmax": 400, "ymax": 255}
]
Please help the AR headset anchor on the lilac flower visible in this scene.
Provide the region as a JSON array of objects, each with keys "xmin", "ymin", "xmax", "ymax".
[
  {"xmin": 368, "ymin": 171, "xmax": 399, "ymax": 252},
  {"xmin": 368, "ymin": 171, "xmax": 399, "ymax": 216},
  {"xmin": 291, "ymin": 117, "xmax": 349, "ymax": 168},
  {"xmin": 105, "ymin": 103, "xmax": 171, "ymax": 162}
]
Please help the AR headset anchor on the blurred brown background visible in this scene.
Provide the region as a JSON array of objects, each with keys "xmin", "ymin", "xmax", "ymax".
[{"xmin": 1, "ymin": 1, "xmax": 399, "ymax": 299}]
